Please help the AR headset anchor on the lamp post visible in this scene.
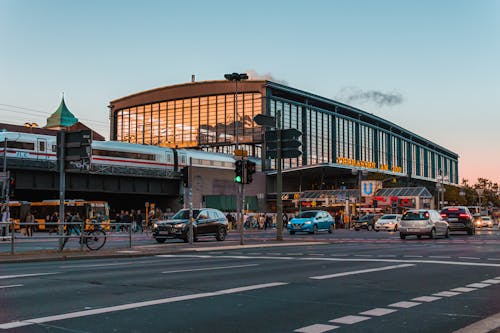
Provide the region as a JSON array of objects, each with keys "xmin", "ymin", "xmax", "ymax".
[{"xmin": 224, "ymin": 72, "xmax": 248, "ymax": 245}]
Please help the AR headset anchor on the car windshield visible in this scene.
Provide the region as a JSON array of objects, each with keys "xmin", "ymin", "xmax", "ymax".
[
  {"xmin": 402, "ymin": 212, "xmax": 429, "ymax": 220},
  {"xmin": 482, "ymin": 217, "xmax": 491, "ymax": 220},
  {"xmin": 358, "ymin": 215, "xmax": 373, "ymax": 221},
  {"xmin": 380, "ymin": 215, "xmax": 397, "ymax": 220},
  {"xmin": 297, "ymin": 211, "xmax": 318, "ymax": 218},
  {"xmin": 171, "ymin": 209, "xmax": 200, "ymax": 219}
]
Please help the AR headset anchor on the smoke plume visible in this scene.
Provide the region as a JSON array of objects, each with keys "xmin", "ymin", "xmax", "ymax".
[
  {"xmin": 246, "ymin": 69, "xmax": 288, "ymax": 85},
  {"xmin": 338, "ymin": 87, "xmax": 403, "ymax": 107}
]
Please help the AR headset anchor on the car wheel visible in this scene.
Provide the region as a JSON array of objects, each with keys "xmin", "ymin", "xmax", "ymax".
[
  {"xmin": 155, "ymin": 238, "xmax": 166, "ymax": 243},
  {"xmin": 367, "ymin": 224, "xmax": 373, "ymax": 231},
  {"xmin": 289, "ymin": 230, "xmax": 295, "ymax": 235},
  {"xmin": 445, "ymin": 227, "xmax": 450, "ymax": 238},
  {"xmin": 429, "ymin": 228, "xmax": 436, "ymax": 239},
  {"xmin": 312, "ymin": 225, "xmax": 318, "ymax": 235},
  {"xmin": 400, "ymin": 233, "xmax": 406, "ymax": 240},
  {"xmin": 328, "ymin": 224, "xmax": 334, "ymax": 234},
  {"xmin": 417, "ymin": 235, "xmax": 422, "ymax": 239},
  {"xmin": 215, "ymin": 227, "xmax": 227, "ymax": 241}
]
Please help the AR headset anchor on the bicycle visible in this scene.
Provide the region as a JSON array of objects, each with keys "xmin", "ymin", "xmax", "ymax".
[{"xmin": 61, "ymin": 221, "xmax": 107, "ymax": 251}]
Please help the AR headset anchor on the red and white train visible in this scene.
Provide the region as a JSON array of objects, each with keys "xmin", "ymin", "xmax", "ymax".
[{"xmin": 0, "ymin": 131, "xmax": 238, "ymax": 174}]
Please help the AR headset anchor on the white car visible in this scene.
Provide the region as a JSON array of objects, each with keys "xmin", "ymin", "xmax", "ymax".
[
  {"xmin": 481, "ymin": 216, "xmax": 493, "ymax": 228},
  {"xmin": 399, "ymin": 209, "xmax": 450, "ymax": 240},
  {"xmin": 374, "ymin": 214, "xmax": 402, "ymax": 232}
]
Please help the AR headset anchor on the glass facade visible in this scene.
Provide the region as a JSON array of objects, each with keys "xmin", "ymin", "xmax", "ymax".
[
  {"xmin": 114, "ymin": 93, "xmax": 262, "ymax": 155},
  {"xmin": 112, "ymin": 83, "xmax": 459, "ymax": 185}
]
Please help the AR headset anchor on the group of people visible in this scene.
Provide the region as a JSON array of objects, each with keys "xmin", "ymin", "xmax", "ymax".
[
  {"xmin": 1, "ymin": 207, "xmax": 36, "ymax": 238},
  {"xmin": 225, "ymin": 212, "xmax": 290, "ymax": 230},
  {"xmin": 112, "ymin": 207, "xmax": 165, "ymax": 232}
]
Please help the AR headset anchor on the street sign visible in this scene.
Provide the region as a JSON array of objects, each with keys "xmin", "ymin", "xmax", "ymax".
[
  {"xmin": 234, "ymin": 149, "xmax": 248, "ymax": 157},
  {"xmin": 265, "ymin": 128, "xmax": 302, "ymax": 159},
  {"xmin": 253, "ymin": 114, "xmax": 276, "ymax": 127}
]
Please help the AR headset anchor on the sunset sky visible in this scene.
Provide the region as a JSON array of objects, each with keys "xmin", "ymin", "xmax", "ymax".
[{"xmin": 1, "ymin": 0, "xmax": 499, "ymax": 185}]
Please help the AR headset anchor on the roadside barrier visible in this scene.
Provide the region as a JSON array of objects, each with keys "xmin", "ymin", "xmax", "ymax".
[{"xmin": 0, "ymin": 220, "xmax": 138, "ymax": 255}]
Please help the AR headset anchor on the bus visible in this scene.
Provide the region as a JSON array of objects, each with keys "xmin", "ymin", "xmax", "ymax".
[{"xmin": 30, "ymin": 200, "xmax": 110, "ymax": 231}]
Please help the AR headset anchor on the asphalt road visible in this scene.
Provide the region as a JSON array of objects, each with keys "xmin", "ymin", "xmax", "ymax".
[{"xmin": 0, "ymin": 230, "xmax": 499, "ymax": 332}]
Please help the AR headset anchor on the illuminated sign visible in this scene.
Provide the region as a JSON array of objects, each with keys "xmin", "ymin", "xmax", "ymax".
[
  {"xmin": 361, "ymin": 181, "xmax": 382, "ymax": 197},
  {"xmin": 336, "ymin": 157, "xmax": 402, "ymax": 173}
]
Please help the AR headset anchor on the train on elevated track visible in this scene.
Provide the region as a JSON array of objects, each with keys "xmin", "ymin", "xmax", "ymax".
[{"xmin": 0, "ymin": 131, "xmax": 240, "ymax": 176}]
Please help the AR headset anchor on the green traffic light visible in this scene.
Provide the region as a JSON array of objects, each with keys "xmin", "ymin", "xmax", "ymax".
[{"xmin": 234, "ymin": 175, "xmax": 242, "ymax": 183}]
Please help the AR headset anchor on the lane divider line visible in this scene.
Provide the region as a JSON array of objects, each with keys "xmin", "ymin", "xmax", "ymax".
[
  {"xmin": 309, "ymin": 264, "xmax": 414, "ymax": 280},
  {"xmin": 161, "ymin": 264, "xmax": 259, "ymax": 274},
  {"xmin": 0, "ymin": 284, "xmax": 23, "ymax": 289},
  {"xmin": 0, "ymin": 273, "xmax": 59, "ymax": 280},
  {"xmin": 329, "ymin": 315, "xmax": 371, "ymax": 324},
  {"xmin": 0, "ymin": 282, "xmax": 287, "ymax": 329},
  {"xmin": 388, "ymin": 301, "xmax": 421, "ymax": 308},
  {"xmin": 432, "ymin": 291, "xmax": 461, "ymax": 297},
  {"xmin": 359, "ymin": 308, "xmax": 397, "ymax": 316},
  {"xmin": 412, "ymin": 296, "xmax": 441, "ymax": 302},
  {"xmin": 294, "ymin": 323, "xmax": 339, "ymax": 333}
]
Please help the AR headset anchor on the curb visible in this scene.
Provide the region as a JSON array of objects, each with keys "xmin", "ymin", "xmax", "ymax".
[{"xmin": 453, "ymin": 312, "xmax": 500, "ymax": 333}]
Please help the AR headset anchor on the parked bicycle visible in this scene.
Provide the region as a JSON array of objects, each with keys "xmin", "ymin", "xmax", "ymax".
[{"xmin": 61, "ymin": 221, "xmax": 107, "ymax": 251}]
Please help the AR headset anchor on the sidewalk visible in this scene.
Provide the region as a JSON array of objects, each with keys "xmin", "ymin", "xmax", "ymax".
[{"xmin": 0, "ymin": 238, "xmax": 326, "ymax": 264}]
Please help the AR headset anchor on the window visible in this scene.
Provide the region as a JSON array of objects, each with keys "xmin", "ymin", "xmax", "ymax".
[
  {"xmin": 7, "ymin": 141, "xmax": 34, "ymax": 150},
  {"xmin": 92, "ymin": 149, "xmax": 156, "ymax": 161}
]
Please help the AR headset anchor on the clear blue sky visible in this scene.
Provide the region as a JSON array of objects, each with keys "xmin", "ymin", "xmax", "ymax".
[{"xmin": 1, "ymin": 0, "xmax": 499, "ymax": 185}]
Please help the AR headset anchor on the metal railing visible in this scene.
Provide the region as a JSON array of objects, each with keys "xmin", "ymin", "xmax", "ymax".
[{"xmin": 0, "ymin": 220, "xmax": 141, "ymax": 255}]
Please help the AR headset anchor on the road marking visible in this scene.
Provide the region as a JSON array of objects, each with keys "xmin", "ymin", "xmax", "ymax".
[
  {"xmin": 155, "ymin": 254, "xmax": 500, "ymax": 267},
  {"xmin": 0, "ymin": 284, "xmax": 23, "ymax": 289},
  {"xmin": 161, "ymin": 264, "xmax": 259, "ymax": 274},
  {"xmin": 429, "ymin": 256, "xmax": 451, "ymax": 259},
  {"xmin": 294, "ymin": 323, "xmax": 339, "ymax": 333},
  {"xmin": 433, "ymin": 291, "xmax": 460, "ymax": 297},
  {"xmin": 412, "ymin": 296, "xmax": 441, "ymax": 302},
  {"xmin": 354, "ymin": 254, "xmax": 373, "ymax": 257},
  {"xmin": 0, "ymin": 282, "xmax": 288, "ymax": 329},
  {"xmin": 359, "ymin": 308, "xmax": 397, "ymax": 316},
  {"xmin": 403, "ymin": 255, "xmax": 423, "ymax": 258},
  {"xmin": 247, "ymin": 253, "xmax": 262, "ymax": 255},
  {"xmin": 310, "ymin": 264, "xmax": 414, "ymax": 280},
  {"xmin": 459, "ymin": 257, "xmax": 480, "ymax": 260},
  {"xmin": 487, "ymin": 258, "xmax": 500, "ymax": 261},
  {"xmin": 467, "ymin": 283, "xmax": 490, "ymax": 288},
  {"xmin": 116, "ymin": 250, "xmax": 140, "ymax": 254},
  {"xmin": 377, "ymin": 255, "xmax": 396, "ymax": 257},
  {"xmin": 388, "ymin": 301, "xmax": 421, "ymax": 308},
  {"xmin": 451, "ymin": 287, "xmax": 477, "ymax": 292},
  {"xmin": 309, "ymin": 253, "xmax": 325, "ymax": 256},
  {"xmin": 0, "ymin": 273, "xmax": 58, "ymax": 280},
  {"xmin": 329, "ymin": 315, "xmax": 371, "ymax": 324},
  {"xmin": 481, "ymin": 279, "xmax": 500, "ymax": 284}
]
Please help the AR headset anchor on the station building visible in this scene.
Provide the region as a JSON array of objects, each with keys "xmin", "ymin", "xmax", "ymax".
[{"xmin": 109, "ymin": 79, "xmax": 459, "ymax": 211}]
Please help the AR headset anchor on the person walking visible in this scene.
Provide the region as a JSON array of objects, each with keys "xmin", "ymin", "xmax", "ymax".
[{"xmin": 25, "ymin": 210, "xmax": 35, "ymax": 237}]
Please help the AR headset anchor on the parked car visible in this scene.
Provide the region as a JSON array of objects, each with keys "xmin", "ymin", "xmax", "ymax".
[
  {"xmin": 399, "ymin": 209, "xmax": 449, "ymax": 240},
  {"xmin": 480, "ymin": 216, "xmax": 493, "ymax": 228},
  {"xmin": 440, "ymin": 206, "xmax": 475, "ymax": 235},
  {"xmin": 354, "ymin": 214, "xmax": 381, "ymax": 231},
  {"xmin": 287, "ymin": 210, "xmax": 334, "ymax": 235},
  {"xmin": 374, "ymin": 214, "xmax": 402, "ymax": 232},
  {"xmin": 153, "ymin": 208, "xmax": 228, "ymax": 243}
]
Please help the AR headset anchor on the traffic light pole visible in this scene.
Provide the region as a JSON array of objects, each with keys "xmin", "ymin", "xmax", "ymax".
[
  {"xmin": 58, "ymin": 131, "xmax": 66, "ymax": 251},
  {"xmin": 276, "ymin": 110, "xmax": 283, "ymax": 241}
]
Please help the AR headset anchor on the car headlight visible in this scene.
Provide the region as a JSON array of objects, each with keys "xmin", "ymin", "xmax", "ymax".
[
  {"xmin": 175, "ymin": 223, "xmax": 185, "ymax": 229},
  {"xmin": 153, "ymin": 223, "xmax": 158, "ymax": 229},
  {"xmin": 304, "ymin": 221, "xmax": 312, "ymax": 225}
]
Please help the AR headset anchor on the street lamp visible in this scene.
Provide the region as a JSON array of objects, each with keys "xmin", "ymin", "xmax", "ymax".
[
  {"xmin": 224, "ymin": 72, "xmax": 248, "ymax": 245},
  {"xmin": 224, "ymin": 72, "xmax": 248, "ymax": 150}
]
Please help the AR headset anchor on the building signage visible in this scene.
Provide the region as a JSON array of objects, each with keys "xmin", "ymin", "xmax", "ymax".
[
  {"xmin": 361, "ymin": 181, "xmax": 382, "ymax": 197},
  {"xmin": 336, "ymin": 157, "xmax": 402, "ymax": 173}
]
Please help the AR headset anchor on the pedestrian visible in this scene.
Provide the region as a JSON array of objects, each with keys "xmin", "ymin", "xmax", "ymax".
[
  {"xmin": 25, "ymin": 210, "xmax": 35, "ymax": 237},
  {"xmin": 282, "ymin": 212, "xmax": 289, "ymax": 229},
  {"xmin": 135, "ymin": 209, "xmax": 144, "ymax": 232},
  {"xmin": 1, "ymin": 207, "xmax": 9, "ymax": 240}
]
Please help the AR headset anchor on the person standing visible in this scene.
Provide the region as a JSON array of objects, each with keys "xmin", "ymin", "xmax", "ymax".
[
  {"xmin": 1, "ymin": 207, "xmax": 9, "ymax": 240},
  {"xmin": 25, "ymin": 210, "xmax": 35, "ymax": 237}
]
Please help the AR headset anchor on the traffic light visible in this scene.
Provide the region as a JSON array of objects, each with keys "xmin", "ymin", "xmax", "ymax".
[
  {"xmin": 181, "ymin": 167, "xmax": 189, "ymax": 187},
  {"xmin": 246, "ymin": 160, "xmax": 256, "ymax": 184},
  {"xmin": 265, "ymin": 129, "xmax": 302, "ymax": 159},
  {"xmin": 234, "ymin": 160, "xmax": 244, "ymax": 183},
  {"xmin": 8, "ymin": 176, "xmax": 15, "ymax": 197}
]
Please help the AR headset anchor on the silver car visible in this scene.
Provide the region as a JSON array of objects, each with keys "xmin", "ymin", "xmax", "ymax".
[
  {"xmin": 399, "ymin": 209, "xmax": 449, "ymax": 240},
  {"xmin": 374, "ymin": 214, "xmax": 402, "ymax": 232}
]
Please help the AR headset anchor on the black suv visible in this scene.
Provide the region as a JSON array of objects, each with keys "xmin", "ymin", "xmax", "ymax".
[
  {"xmin": 440, "ymin": 206, "xmax": 475, "ymax": 235},
  {"xmin": 354, "ymin": 214, "xmax": 381, "ymax": 231},
  {"xmin": 153, "ymin": 208, "xmax": 228, "ymax": 243}
]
